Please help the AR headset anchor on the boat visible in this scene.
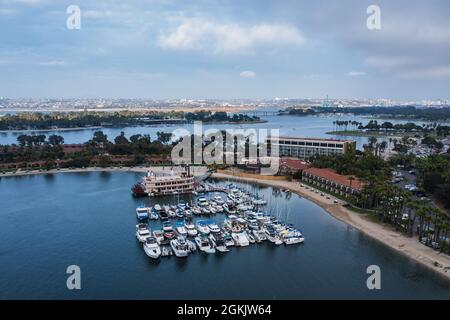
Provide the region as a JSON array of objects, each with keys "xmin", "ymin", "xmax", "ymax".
[
  {"xmin": 210, "ymin": 206, "xmax": 217, "ymax": 214},
  {"xmin": 252, "ymin": 229, "xmax": 267, "ymax": 242},
  {"xmin": 143, "ymin": 237, "xmax": 161, "ymax": 259},
  {"xmin": 209, "ymin": 234, "xmax": 230, "ymax": 252},
  {"xmin": 175, "ymin": 222, "xmax": 188, "ymax": 236},
  {"xmin": 214, "ymin": 205, "xmax": 224, "ymax": 213},
  {"xmin": 154, "ymin": 204, "xmax": 168, "ymax": 220},
  {"xmin": 197, "ymin": 197, "xmax": 209, "ymax": 207},
  {"xmin": 208, "ymin": 222, "xmax": 221, "ymax": 234},
  {"xmin": 195, "ymin": 234, "xmax": 216, "ymax": 253},
  {"xmin": 170, "ymin": 237, "xmax": 189, "ymax": 257},
  {"xmin": 264, "ymin": 225, "xmax": 283, "ymax": 245},
  {"xmin": 202, "ymin": 207, "xmax": 211, "ymax": 215},
  {"xmin": 162, "ymin": 221, "xmax": 176, "ymax": 240},
  {"xmin": 246, "ymin": 231, "xmax": 256, "ymax": 244},
  {"xmin": 280, "ymin": 227, "xmax": 305, "ymax": 245},
  {"xmin": 136, "ymin": 206, "xmax": 149, "ymax": 220},
  {"xmin": 136, "ymin": 223, "xmax": 151, "ymax": 242},
  {"xmin": 196, "ymin": 220, "xmax": 210, "ymax": 234},
  {"xmin": 231, "ymin": 231, "xmax": 250, "ymax": 247},
  {"xmin": 153, "ymin": 230, "xmax": 164, "ymax": 244},
  {"xmin": 223, "ymin": 215, "xmax": 242, "ymax": 233},
  {"xmin": 192, "ymin": 206, "xmax": 202, "ymax": 215},
  {"xmin": 149, "ymin": 209, "xmax": 159, "ymax": 220},
  {"xmin": 184, "ymin": 210, "xmax": 193, "ymax": 218},
  {"xmin": 222, "ymin": 231, "xmax": 235, "ymax": 247},
  {"xmin": 213, "ymin": 195, "xmax": 224, "ymax": 205},
  {"xmin": 131, "ymin": 182, "xmax": 147, "ymax": 197},
  {"xmin": 184, "ymin": 220, "xmax": 198, "ymax": 237},
  {"xmin": 175, "ymin": 209, "xmax": 185, "ymax": 218}
]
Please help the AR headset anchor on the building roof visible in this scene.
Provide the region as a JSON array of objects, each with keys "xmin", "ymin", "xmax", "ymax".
[
  {"xmin": 279, "ymin": 157, "xmax": 310, "ymax": 172},
  {"xmin": 303, "ymin": 167, "xmax": 363, "ymax": 190},
  {"xmin": 267, "ymin": 136, "xmax": 355, "ymax": 143}
]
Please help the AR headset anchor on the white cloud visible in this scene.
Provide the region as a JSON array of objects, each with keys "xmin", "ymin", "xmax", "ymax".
[
  {"xmin": 347, "ymin": 71, "xmax": 366, "ymax": 77},
  {"xmin": 240, "ymin": 71, "xmax": 256, "ymax": 78},
  {"xmin": 39, "ymin": 60, "xmax": 66, "ymax": 66},
  {"xmin": 158, "ymin": 18, "xmax": 304, "ymax": 54}
]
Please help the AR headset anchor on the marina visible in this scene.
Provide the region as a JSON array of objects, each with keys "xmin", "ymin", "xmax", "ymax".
[
  {"xmin": 134, "ymin": 183, "xmax": 305, "ymax": 260},
  {"xmin": 1, "ymin": 172, "xmax": 449, "ymax": 299}
]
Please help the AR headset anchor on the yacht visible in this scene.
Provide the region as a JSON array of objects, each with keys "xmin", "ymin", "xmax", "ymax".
[
  {"xmin": 209, "ymin": 233, "xmax": 230, "ymax": 252},
  {"xmin": 175, "ymin": 222, "xmax": 188, "ymax": 236},
  {"xmin": 153, "ymin": 230, "xmax": 164, "ymax": 244},
  {"xmin": 280, "ymin": 228, "xmax": 305, "ymax": 245},
  {"xmin": 231, "ymin": 231, "xmax": 250, "ymax": 247},
  {"xmin": 175, "ymin": 209, "xmax": 185, "ymax": 218},
  {"xmin": 162, "ymin": 221, "xmax": 176, "ymax": 240},
  {"xmin": 202, "ymin": 207, "xmax": 211, "ymax": 215},
  {"xmin": 154, "ymin": 205, "xmax": 167, "ymax": 220},
  {"xmin": 184, "ymin": 210, "xmax": 193, "ymax": 218},
  {"xmin": 196, "ymin": 220, "xmax": 210, "ymax": 234},
  {"xmin": 170, "ymin": 237, "xmax": 189, "ymax": 257},
  {"xmin": 143, "ymin": 237, "xmax": 161, "ymax": 259},
  {"xmin": 222, "ymin": 231, "xmax": 235, "ymax": 247},
  {"xmin": 197, "ymin": 197, "xmax": 209, "ymax": 207},
  {"xmin": 252, "ymin": 229, "xmax": 267, "ymax": 242},
  {"xmin": 195, "ymin": 234, "xmax": 216, "ymax": 253},
  {"xmin": 136, "ymin": 206, "xmax": 149, "ymax": 220},
  {"xmin": 210, "ymin": 206, "xmax": 217, "ymax": 214},
  {"xmin": 208, "ymin": 223, "xmax": 221, "ymax": 234},
  {"xmin": 214, "ymin": 205, "xmax": 224, "ymax": 213},
  {"xmin": 264, "ymin": 225, "xmax": 283, "ymax": 245},
  {"xmin": 184, "ymin": 220, "xmax": 198, "ymax": 237},
  {"xmin": 223, "ymin": 216, "xmax": 242, "ymax": 233},
  {"xmin": 192, "ymin": 206, "xmax": 202, "ymax": 215},
  {"xmin": 213, "ymin": 195, "xmax": 224, "ymax": 205},
  {"xmin": 246, "ymin": 231, "xmax": 256, "ymax": 244},
  {"xmin": 136, "ymin": 223, "xmax": 151, "ymax": 242}
]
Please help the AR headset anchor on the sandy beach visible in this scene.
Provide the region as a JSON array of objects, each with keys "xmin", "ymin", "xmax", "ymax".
[{"xmin": 212, "ymin": 172, "xmax": 450, "ymax": 281}]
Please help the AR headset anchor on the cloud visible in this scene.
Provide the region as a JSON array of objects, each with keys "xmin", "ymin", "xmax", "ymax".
[
  {"xmin": 39, "ymin": 60, "xmax": 66, "ymax": 66},
  {"xmin": 158, "ymin": 18, "xmax": 304, "ymax": 54},
  {"xmin": 240, "ymin": 71, "xmax": 256, "ymax": 78},
  {"xmin": 347, "ymin": 71, "xmax": 366, "ymax": 77}
]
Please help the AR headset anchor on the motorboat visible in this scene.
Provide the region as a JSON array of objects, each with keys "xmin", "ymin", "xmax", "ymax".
[
  {"xmin": 223, "ymin": 215, "xmax": 242, "ymax": 233},
  {"xmin": 136, "ymin": 206, "xmax": 149, "ymax": 220},
  {"xmin": 184, "ymin": 210, "xmax": 193, "ymax": 218},
  {"xmin": 153, "ymin": 230, "xmax": 164, "ymax": 244},
  {"xmin": 195, "ymin": 234, "xmax": 216, "ymax": 253},
  {"xmin": 136, "ymin": 223, "xmax": 151, "ymax": 242},
  {"xmin": 213, "ymin": 195, "xmax": 224, "ymax": 205},
  {"xmin": 192, "ymin": 206, "xmax": 202, "ymax": 215},
  {"xmin": 162, "ymin": 221, "xmax": 176, "ymax": 240},
  {"xmin": 208, "ymin": 223, "xmax": 221, "ymax": 234},
  {"xmin": 231, "ymin": 231, "xmax": 250, "ymax": 247},
  {"xmin": 202, "ymin": 207, "xmax": 211, "ymax": 215},
  {"xmin": 154, "ymin": 205, "xmax": 168, "ymax": 220},
  {"xmin": 280, "ymin": 227, "xmax": 305, "ymax": 245},
  {"xmin": 197, "ymin": 197, "xmax": 209, "ymax": 207},
  {"xmin": 214, "ymin": 205, "xmax": 224, "ymax": 213},
  {"xmin": 222, "ymin": 231, "xmax": 235, "ymax": 247},
  {"xmin": 175, "ymin": 221, "xmax": 188, "ymax": 236},
  {"xmin": 247, "ymin": 218, "xmax": 259, "ymax": 230},
  {"xmin": 143, "ymin": 237, "xmax": 161, "ymax": 259},
  {"xmin": 149, "ymin": 209, "xmax": 159, "ymax": 220},
  {"xmin": 196, "ymin": 220, "xmax": 210, "ymax": 234},
  {"xmin": 184, "ymin": 220, "xmax": 198, "ymax": 237},
  {"xmin": 209, "ymin": 234, "xmax": 230, "ymax": 252},
  {"xmin": 210, "ymin": 206, "xmax": 217, "ymax": 214},
  {"xmin": 175, "ymin": 209, "xmax": 185, "ymax": 218},
  {"xmin": 246, "ymin": 231, "xmax": 256, "ymax": 244},
  {"xmin": 178, "ymin": 202, "xmax": 187, "ymax": 210},
  {"xmin": 252, "ymin": 229, "xmax": 267, "ymax": 242},
  {"xmin": 252, "ymin": 198, "xmax": 267, "ymax": 206},
  {"xmin": 170, "ymin": 237, "xmax": 189, "ymax": 257},
  {"xmin": 264, "ymin": 225, "xmax": 283, "ymax": 245}
]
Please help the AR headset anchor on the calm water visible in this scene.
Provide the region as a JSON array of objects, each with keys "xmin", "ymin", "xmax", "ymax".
[
  {"xmin": 0, "ymin": 172, "xmax": 449, "ymax": 299},
  {"xmin": 1, "ymin": 114, "xmax": 443, "ymax": 149}
]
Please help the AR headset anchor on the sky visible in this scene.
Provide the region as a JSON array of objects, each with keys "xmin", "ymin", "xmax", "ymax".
[{"xmin": 0, "ymin": 0, "xmax": 449, "ymax": 100}]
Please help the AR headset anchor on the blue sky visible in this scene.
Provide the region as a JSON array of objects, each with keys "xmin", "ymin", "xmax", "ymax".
[{"xmin": 0, "ymin": 0, "xmax": 449, "ymax": 99}]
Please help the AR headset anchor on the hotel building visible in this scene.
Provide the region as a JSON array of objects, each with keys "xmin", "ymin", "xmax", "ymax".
[
  {"xmin": 302, "ymin": 167, "xmax": 363, "ymax": 197},
  {"xmin": 266, "ymin": 136, "xmax": 356, "ymax": 159}
]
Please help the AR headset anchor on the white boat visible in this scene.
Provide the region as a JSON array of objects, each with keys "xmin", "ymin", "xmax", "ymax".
[
  {"xmin": 213, "ymin": 195, "xmax": 224, "ymax": 204},
  {"xmin": 136, "ymin": 223, "xmax": 151, "ymax": 242},
  {"xmin": 184, "ymin": 220, "xmax": 198, "ymax": 237},
  {"xmin": 214, "ymin": 205, "xmax": 224, "ymax": 213},
  {"xmin": 170, "ymin": 237, "xmax": 189, "ymax": 257},
  {"xmin": 252, "ymin": 229, "xmax": 267, "ymax": 242},
  {"xmin": 224, "ymin": 215, "xmax": 242, "ymax": 233},
  {"xmin": 195, "ymin": 235, "xmax": 216, "ymax": 253},
  {"xmin": 280, "ymin": 228, "xmax": 305, "ymax": 245},
  {"xmin": 231, "ymin": 232, "xmax": 250, "ymax": 247},
  {"xmin": 264, "ymin": 226, "xmax": 283, "ymax": 245},
  {"xmin": 143, "ymin": 237, "xmax": 161, "ymax": 259},
  {"xmin": 209, "ymin": 234, "xmax": 230, "ymax": 252},
  {"xmin": 208, "ymin": 223, "xmax": 221, "ymax": 234},
  {"xmin": 136, "ymin": 206, "xmax": 149, "ymax": 220},
  {"xmin": 210, "ymin": 206, "xmax": 217, "ymax": 214},
  {"xmin": 153, "ymin": 230, "xmax": 165, "ymax": 244},
  {"xmin": 175, "ymin": 223, "xmax": 188, "ymax": 236},
  {"xmin": 246, "ymin": 231, "xmax": 256, "ymax": 244},
  {"xmin": 198, "ymin": 197, "xmax": 209, "ymax": 207},
  {"xmin": 196, "ymin": 221, "xmax": 210, "ymax": 234},
  {"xmin": 202, "ymin": 207, "xmax": 211, "ymax": 214}
]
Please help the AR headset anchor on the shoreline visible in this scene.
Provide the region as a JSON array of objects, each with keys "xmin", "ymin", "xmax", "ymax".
[
  {"xmin": 212, "ymin": 172, "xmax": 450, "ymax": 282},
  {"xmin": 2, "ymin": 167, "xmax": 449, "ymax": 281}
]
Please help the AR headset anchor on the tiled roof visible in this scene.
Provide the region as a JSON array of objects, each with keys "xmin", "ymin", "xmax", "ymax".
[
  {"xmin": 279, "ymin": 157, "xmax": 310, "ymax": 171},
  {"xmin": 304, "ymin": 167, "xmax": 363, "ymax": 190}
]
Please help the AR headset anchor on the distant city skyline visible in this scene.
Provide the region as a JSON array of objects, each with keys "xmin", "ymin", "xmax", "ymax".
[{"xmin": 1, "ymin": 0, "xmax": 450, "ymax": 100}]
